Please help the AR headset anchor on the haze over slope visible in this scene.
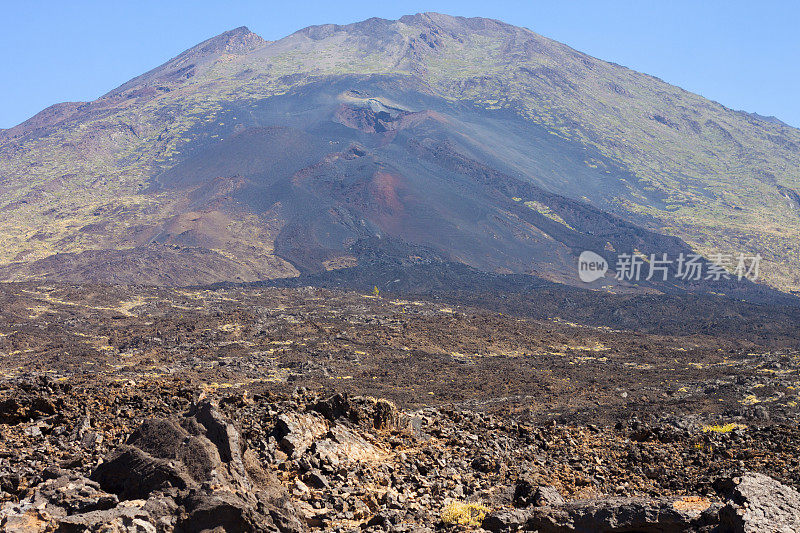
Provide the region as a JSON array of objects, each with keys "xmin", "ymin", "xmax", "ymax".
[{"xmin": 1, "ymin": 13, "xmax": 799, "ymax": 292}]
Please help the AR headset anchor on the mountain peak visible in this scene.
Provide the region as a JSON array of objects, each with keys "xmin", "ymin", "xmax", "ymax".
[
  {"xmin": 398, "ymin": 12, "xmax": 520, "ymax": 35},
  {"xmin": 105, "ymin": 25, "xmax": 266, "ymax": 97},
  {"xmin": 291, "ymin": 13, "xmax": 521, "ymax": 44},
  {"xmin": 191, "ymin": 25, "xmax": 267, "ymax": 56},
  {"xmin": 399, "ymin": 12, "xmax": 476, "ymax": 26}
]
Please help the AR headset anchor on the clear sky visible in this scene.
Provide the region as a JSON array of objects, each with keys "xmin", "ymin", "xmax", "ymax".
[{"xmin": 1, "ymin": 1, "xmax": 798, "ymax": 129}]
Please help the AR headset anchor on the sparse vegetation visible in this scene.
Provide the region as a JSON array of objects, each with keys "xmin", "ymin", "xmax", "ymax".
[
  {"xmin": 702, "ymin": 423, "xmax": 747, "ymax": 433},
  {"xmin": 441, "ymin": 502, "xmax": 490, "ymax": 526}
]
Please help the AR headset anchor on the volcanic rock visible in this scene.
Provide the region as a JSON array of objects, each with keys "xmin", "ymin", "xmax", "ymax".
[
  {"xmin": 90, "ymin": 400, "xmax": 306, "ymax": 532},
  {"xmin": 484, "ymin": 495, "xmax": 718, "ymax": 532},
  {"xmin": 718, "ymin": 472, "xmax": 800, "ymax": 533}
]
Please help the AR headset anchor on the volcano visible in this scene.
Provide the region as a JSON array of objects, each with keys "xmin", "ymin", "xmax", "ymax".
[{"xmin": 1, "ymin": 14, "xmax": 799, "ymax": 299}]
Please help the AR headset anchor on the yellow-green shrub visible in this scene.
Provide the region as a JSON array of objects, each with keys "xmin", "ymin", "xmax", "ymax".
[
  {"xmin": 441, "ymin": 502, "xmax": 490, "ymax": 526},
  {"xmin": 702, "ymin": 423, "xmax": 746, "ymax": 433}
]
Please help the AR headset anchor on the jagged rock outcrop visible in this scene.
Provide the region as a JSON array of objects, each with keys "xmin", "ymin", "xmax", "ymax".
[
  {"xmin": 485, "ymin": 472, "xmax": 800, "ymax": 532},
  {"xmin": 484, "ymin": 495, "xmax": 719, "ymax": 532},
  {"xmin": 717, "ymin": 472, "xmax": 800, "ymax": 533},
  {"xmin": 86, "ymin": 400, "xmax": 306, "ymax": 532},
  {"xmin": 512, "ymin": 481, "xmax": 564, "ymax": 508},
  {"xmin": 274, "ymin": 412, "xmax": 329, "ymax": 458},
  {"xmin": 310, "ymin": 393, "xmax": 406, "ymax": 431}
]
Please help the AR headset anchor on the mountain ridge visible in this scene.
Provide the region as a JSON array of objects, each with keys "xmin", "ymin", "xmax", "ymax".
[
  {"xmin": 1, "ymin": 13, "xmax": 799, "ymax": 295},
  {"xmin": 5, "ymin": 13, "xmax": 795, "ymax": 135}
]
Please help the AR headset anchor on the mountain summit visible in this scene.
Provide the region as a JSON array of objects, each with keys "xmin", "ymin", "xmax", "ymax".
[{"xmin": 1, "ymin": 13, "xmax": 799, "ymax": 294}]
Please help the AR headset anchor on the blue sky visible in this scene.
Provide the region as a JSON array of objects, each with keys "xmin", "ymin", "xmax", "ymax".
[{"xmin": 1, "ymin": 1, "xmax": 798, "ymax": 128}]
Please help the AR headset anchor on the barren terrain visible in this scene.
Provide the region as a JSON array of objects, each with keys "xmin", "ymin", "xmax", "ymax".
[{"xmin": 1, "ymin": 283, "xmax": 799, "ymax": 530}]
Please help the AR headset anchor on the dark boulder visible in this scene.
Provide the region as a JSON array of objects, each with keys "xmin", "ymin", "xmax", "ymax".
[
  {"xmin": 513, "ymin": 481, "xmax": 564, "ymax": 508},
  {"xmin": 91, "ymin": 400, "xmax": 306, "ymax": 532},
  {"xmin": 310, "ymin": 393, "xmax": 406, "ymax": 431}
]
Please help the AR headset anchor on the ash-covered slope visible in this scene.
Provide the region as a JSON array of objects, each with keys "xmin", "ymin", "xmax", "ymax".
[{"xmin": 1, "ymin": 13, "xmax": 799, "ymax": 294}]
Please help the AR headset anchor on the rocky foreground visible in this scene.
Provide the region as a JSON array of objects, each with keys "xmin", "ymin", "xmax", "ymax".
[
  {"xmin": 1, "ymin": 283, "xmax": 799, "ymax": 531},
  {"xmin": 2, "ymin": 381, "xmax": 800, "ymax": 532}
]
